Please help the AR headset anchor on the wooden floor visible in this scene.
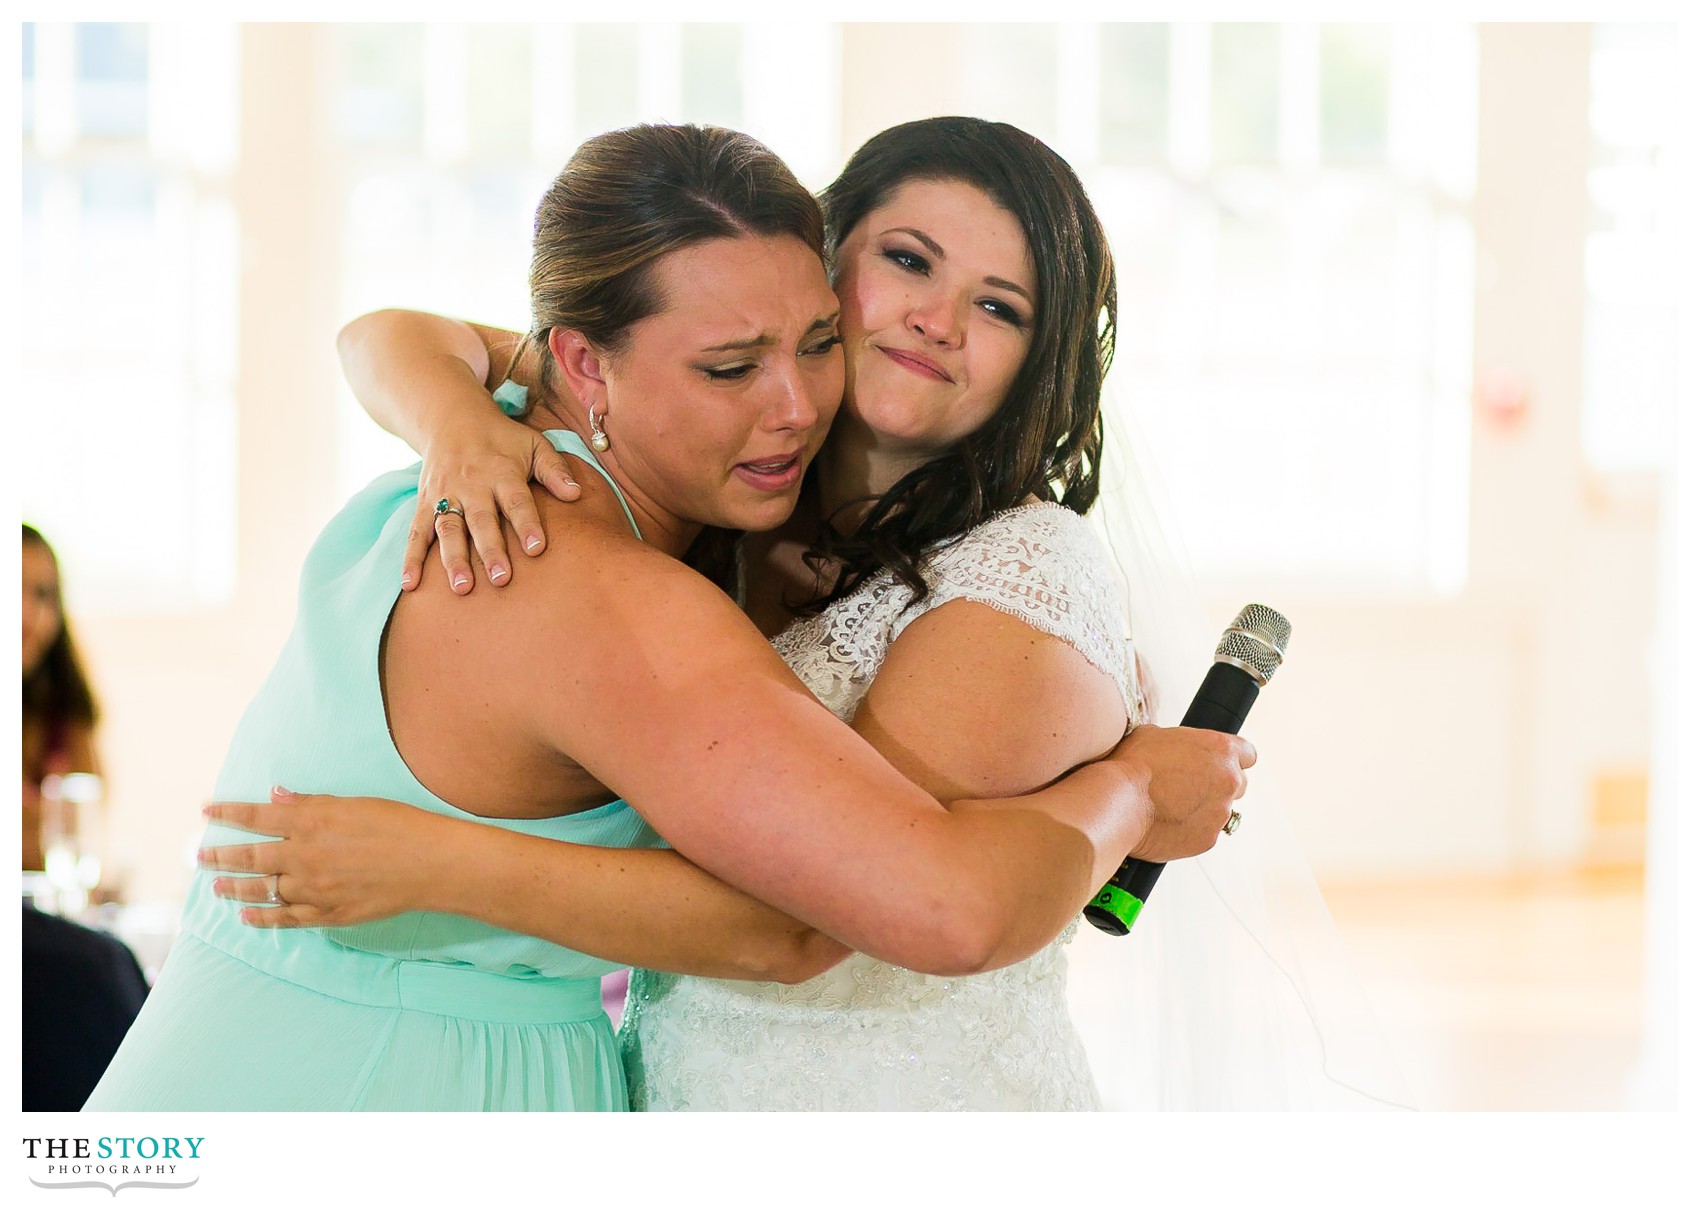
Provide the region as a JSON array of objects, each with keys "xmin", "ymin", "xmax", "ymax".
[
  {"xmin": 1317, "ymin": 866, "xmax": 1647, "ymax": 1111},
  {"xmin": 1066, "ymin": 865, "xmax": 1649, "ymax": 1112}
]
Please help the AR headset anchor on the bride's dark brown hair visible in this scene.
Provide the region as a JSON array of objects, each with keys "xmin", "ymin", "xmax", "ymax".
[{"xmin": 803, "ymin": 116, "xmax": 1117, "ymax": 608}]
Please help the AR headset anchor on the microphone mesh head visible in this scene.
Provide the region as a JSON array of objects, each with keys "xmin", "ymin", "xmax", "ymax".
[
  {"xmin": 1215, "ymin": 604, "xmax": 1291, "ymax": 685},
  {"xmin": 1232, "ymin": 603, "xmax": 1291, "ymax": 654}
]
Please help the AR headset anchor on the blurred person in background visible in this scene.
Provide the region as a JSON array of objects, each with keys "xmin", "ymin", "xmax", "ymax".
[
  {"xmin": 22, "ymin": 523, "xmax": 149, "ymax": 1111},
  {"xmin": 22, "ymin": 523, "xmax": 103, "ymax": 877}
]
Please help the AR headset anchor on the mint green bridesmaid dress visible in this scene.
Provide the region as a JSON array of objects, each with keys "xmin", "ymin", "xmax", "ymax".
[{"xmin": 84, "ymin": 426, "xmax": 658, "ymax": 1112}]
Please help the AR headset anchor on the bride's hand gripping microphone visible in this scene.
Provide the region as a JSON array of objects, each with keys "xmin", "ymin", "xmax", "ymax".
[{"xmin": 1083, "ymin": 604, "xmax": 1292, "ymax": 936}]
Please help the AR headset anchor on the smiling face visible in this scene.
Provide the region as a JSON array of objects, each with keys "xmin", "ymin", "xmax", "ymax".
[
  {"xmin": 22, "ymin": 538, "xmax": 62, "ymax": 679},
  {"xmin": 831, "ymin": 178, "xmax": 1038, "ymax": 468},
  {"xmin": 580, "ymin": 232, "xmax": 844, "ymax": 539}
]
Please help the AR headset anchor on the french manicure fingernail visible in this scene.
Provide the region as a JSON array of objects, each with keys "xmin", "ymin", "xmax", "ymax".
[
  {"xmin": 401, "ymin": 571, "xmax": 415, "ymax": 588},
  {"xmin": 452, "ymin": 574, "xmax": 470, "ymax": 590},
  {"xmin": 524, "ymin": 536, "xmax": 543, "ymax": 553},
  {"xmin": 491, "ymin": 564, "xmax": 508, "ymax": 581}
]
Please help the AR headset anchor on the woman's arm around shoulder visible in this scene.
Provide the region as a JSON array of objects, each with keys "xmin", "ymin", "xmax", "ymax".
[
  {"xmin": 502, "ymin": 527, "xmax": 1166, "ymax": 976},
  {"xmin": 336, "ymin": 309, "xmax": 581, "ymax": 591},
  {"xmin": 206, "ymin": 523, "xmax": 1246, "ymax": 981}
]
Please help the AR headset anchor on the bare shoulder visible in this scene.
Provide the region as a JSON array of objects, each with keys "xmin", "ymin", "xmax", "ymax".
[
  {"xmin": 854, "ymin": 502, "xmax": 1130, "ymax": 800},
  {"xmin": 855, "ymin": 592, "xmax": 1127, "ymax": 800},
  {"xmin": 497, "ymin": 490, "xmax": 747, "ymax": 646},
  {"xmin": 896, "ymin": 501, "xmax": 1136, "ymax": 704}
]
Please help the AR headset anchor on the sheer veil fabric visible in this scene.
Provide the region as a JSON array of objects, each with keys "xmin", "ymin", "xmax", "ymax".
[{"xmin": 1069, "ymin": 402, "xmax": 1419, "ymax": 1111}]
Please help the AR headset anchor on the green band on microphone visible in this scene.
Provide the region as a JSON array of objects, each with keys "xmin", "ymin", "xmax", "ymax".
[{"xmin": 1084, "ymin": 885, "xmax": 1144, "ymax": 933}]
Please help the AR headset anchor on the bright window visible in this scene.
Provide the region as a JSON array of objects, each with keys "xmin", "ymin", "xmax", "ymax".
[
  {"xmin": 1581, "ymin": 23, "xmax": 1678, "ymax": 475},
  {"xmin": 958, "ymin": 23, "xmax": 1479, "ymax": 592},
  {"xmin": 328, "ymin": 22, "xmax": 839, "ymax": 497},
  {"xmin": 19, "ymin": 23, "xmax": 241, "ymax": 612}
]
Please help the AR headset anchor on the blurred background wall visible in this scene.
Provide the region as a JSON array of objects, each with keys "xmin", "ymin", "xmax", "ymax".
[{"xmin": 16, "ymin": 21, "xmax": 1685, "ymax": 1111}]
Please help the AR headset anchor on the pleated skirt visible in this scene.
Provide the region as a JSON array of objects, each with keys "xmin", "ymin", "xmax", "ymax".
[{"xmin": 83, "ymin": 934, "xmax": 627, "ymax": 1112}]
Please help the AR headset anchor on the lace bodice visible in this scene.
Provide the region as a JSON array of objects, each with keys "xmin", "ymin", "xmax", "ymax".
[
  {"xmin": 769, "ymin": 501, "xmax": 1142, "ymax": 726},
  {"xmin": 619, "ymin": 502, "xmax": 1140, "ymax": 1111}
]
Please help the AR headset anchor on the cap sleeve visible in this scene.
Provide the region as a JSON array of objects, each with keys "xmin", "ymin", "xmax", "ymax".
[{"xmin": 891, "ymin": 503, "xmax": 1142, "ymax": 724}]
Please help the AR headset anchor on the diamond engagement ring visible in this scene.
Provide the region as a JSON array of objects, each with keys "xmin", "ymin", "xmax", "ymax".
[
  {"xmin": 264, "ymin": 873, "xmax": 286, "ymax": 907},
  {"xmin": 434, "ymin": 498, "xmax": 464, "ymax": 520},
  {"xmin": 1222, "ymin": 810, "xmax": 1243, "ymax": 836}
]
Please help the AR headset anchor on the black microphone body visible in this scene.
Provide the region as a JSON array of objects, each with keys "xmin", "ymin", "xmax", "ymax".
[{"xmin": 1082, "ymin": 606, "xmax": 1288, "ymax": 935}]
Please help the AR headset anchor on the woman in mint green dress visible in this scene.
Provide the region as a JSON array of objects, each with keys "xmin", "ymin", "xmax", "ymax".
[
  {"xmin": 83, "ymin": 438, "xmax": 651, "ymax": 1111},
  {"xmin": 84, "ymin": 123, "xmax": 1248, "ymax": 1113}
]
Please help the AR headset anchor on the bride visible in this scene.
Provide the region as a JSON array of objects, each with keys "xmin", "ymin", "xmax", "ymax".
[{"xmin": 205, "ymin": 117, "xmax": 1331, "ymax": 1110}]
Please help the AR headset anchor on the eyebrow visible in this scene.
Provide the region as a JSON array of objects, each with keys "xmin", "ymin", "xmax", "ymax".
[
  {"xmin": 699, "ymin": 312, "xmax": 841, "ymax": 354},
  {"xmin": 884, "ymin": 226, "xmax": 1036, "ymax": 307}
]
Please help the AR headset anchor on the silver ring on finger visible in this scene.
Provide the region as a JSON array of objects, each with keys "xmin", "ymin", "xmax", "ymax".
[
  {"xmin": 434, "ymin": 497, "xmax": 465, "ymax": 522},
  {"xmin": 1222, "ymin": 810, "xmax": 1243, "ymax": 837},
  {"xmin": 264, "ymin": 872, "xmax": 287, "ymax": 907}
]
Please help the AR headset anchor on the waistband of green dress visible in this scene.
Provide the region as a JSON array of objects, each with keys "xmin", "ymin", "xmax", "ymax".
[
  {"xmin": 185, "ymin": 927, "xmax": 609, "ymax": 1026},
  {"xmin": 386, "ymin": 960, "xmax": 606, "ymax": 1023}
]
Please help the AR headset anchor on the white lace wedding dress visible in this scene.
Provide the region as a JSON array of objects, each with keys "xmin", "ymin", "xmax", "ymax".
[{"xmin": 617, "ymin": 502, "xmax": 1142, "ymax": 1111}]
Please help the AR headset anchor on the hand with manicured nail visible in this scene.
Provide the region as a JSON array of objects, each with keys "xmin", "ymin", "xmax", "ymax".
[
  {"xmin": 199, "ymin": 786, "xmax": 455, "ymax": 928},
  {"xmin": 407, "ymin": 413, "xmax": 581, "ymax": 596}
]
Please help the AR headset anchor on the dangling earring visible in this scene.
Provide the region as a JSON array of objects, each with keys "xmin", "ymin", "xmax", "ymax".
[{"xmin": 588, "ymin": 406, "xmax": 610, "ymax": 452}]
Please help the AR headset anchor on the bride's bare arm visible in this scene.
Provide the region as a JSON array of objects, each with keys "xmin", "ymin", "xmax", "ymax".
[
  {"xmin": 337, "ymin": 309, "xmax": 580, "ymax": 591},
  {"xmin": 845, "ymin": 598, "xmax": 1155, "ymax": 970}
]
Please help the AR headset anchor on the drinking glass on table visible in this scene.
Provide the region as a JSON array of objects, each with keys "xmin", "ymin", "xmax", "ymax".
[{"xmin": 38, "ymin": 771, "xmax": 104, "ymax": 917}]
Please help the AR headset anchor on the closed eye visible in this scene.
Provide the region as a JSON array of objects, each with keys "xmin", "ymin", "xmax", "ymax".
[
  {"xmin": 704, "ymin": 364, "xmax": 756, "ymax": 381},
  {"xmin": 804, "ymin": 334, "xmax": 843, "ymax": 357}
]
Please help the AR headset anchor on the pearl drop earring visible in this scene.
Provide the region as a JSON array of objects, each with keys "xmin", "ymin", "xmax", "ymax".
[{"xmin": 588, "ymin": 407, "xmax": 610, "ymax": 453}]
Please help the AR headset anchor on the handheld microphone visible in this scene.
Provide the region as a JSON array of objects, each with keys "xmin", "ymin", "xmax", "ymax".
[{"xmin": 1082, "ymin": 603, "xmax": 1291, "ymax": 936}]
